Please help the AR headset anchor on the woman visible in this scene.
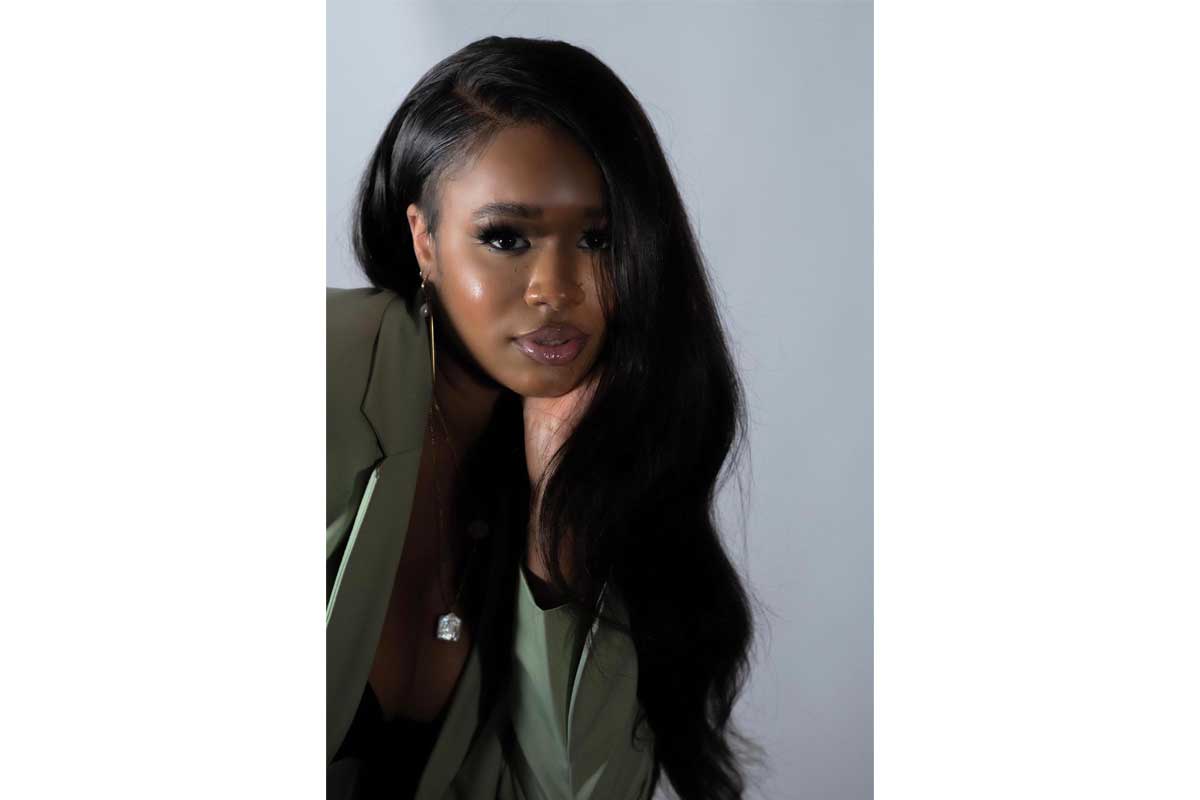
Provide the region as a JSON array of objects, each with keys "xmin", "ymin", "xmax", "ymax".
[{"xmin": 327, "ymin": 36, "xmax": 758, "ymax": 800}]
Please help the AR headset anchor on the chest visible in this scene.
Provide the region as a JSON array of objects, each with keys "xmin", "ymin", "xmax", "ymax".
[{"xmin": 366, "ymin": 451, "xmax": 474, "ymax": 723}]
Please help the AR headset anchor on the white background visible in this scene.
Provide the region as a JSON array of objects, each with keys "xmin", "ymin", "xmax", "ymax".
[
  {"xmin": 327, "ymin": 4, "xmax": 871, "ymax": 798},
  {"xmin": 3, "ymin": 1, "xmax": 1197, "ymax": 798}
]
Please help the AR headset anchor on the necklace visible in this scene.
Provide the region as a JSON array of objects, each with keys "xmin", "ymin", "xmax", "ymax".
[
  {"xmin": 429, "ymin": 391, "xmax": 481, "ymax": 643},
  {"xmin": 421, "ymin": 273, "xmax": 488, "ymax": 643}
]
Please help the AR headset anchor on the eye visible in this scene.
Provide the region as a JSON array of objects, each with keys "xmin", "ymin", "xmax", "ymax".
[
  {"xmin": 475, "ymin": 223, "xmax": 530, "ymax": 254},
  {"xmin": 580, "ymin": 227, "xmax": 611, "ymax": 251}
]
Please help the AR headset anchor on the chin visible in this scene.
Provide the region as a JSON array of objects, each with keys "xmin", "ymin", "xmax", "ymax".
[
  {"xmin": 505, "ymin": 369, "xmax": 583, "ymax": 399},
  {"xmin": 517, "ymin": 381, "xmax": 575, "ymax": 399}
]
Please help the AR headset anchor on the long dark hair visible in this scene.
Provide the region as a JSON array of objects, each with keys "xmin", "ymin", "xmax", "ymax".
[{"xmin": 352, "ymin": 36, "xmax": 763, "ymax": 800}]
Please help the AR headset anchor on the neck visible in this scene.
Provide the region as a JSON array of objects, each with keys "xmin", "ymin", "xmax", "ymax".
[
  {"xmin": 429, "ymin": 345, "xmax": 502, "ymax": 460},
  {"xmin": 424, "ymin": 348, "xmax": 501, "ymax": 582}
]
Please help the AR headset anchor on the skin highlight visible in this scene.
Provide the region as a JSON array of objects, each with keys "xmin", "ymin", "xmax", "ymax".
[
  {"xmin": 349, "ymin": 39, "xmax": 760, "ymax": 797},
  {"xmin": 405, "ymin": 122, "xmax": 610, "ymax": 605}
]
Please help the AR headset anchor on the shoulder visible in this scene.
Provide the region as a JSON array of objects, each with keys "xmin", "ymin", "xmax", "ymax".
[
  {"xmin": 326, "ymin": 286, "xmax": 427, "ymax": 404},
  {"xmin": 326, "ymin": 287, "xmax": 398, "ymax": 406},
  {"xmin": 327, "ymin": 286, "xmax": 398, "ymax": 352},
  {"xmin": 326, "ymin": 288, "xmax": 400, "ymax": 511},
  {"xmin": 326, "ymin": 284, "xmax": 430, "ymax": 458},
  {"xmin": 326, "ymin": 287, "xmax": 400, "ymax": 448},
  {"xmin": 328, "ymin": 284, "xmax": 408, "ymax": 410}
]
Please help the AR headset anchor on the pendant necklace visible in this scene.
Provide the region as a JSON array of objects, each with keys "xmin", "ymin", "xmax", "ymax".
[
  {"xmin": 429, "ymin": 392, "xmax": 487, "ymax": 642},
  {"xmin": 421, "ymin": 269, "xmax": 488, "ymax": 643}
]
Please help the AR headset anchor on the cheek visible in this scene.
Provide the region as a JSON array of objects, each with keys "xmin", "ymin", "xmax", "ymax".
[{"xmin": 441, "ymin": 258, "xmax": 522, "ymax": 331}]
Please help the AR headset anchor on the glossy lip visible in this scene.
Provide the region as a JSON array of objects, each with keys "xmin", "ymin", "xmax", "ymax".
[
  {"xmin": 515, "ymin": 322, "xmax": 586, "ymax": 343},
  {"xmin": 513, "ymin": 324, "xmax": 589, "ymax": 366}
]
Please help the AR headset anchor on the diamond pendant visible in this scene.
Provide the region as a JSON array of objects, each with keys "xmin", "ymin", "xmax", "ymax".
[{"xmin": 436, "ymin": 612, "xmax": 462, "ymax": 642}]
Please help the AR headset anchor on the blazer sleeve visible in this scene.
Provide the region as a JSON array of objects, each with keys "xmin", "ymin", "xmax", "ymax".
[{"xmin": 505, "ymin": 565, "xmax": 655, "ymax": 800}]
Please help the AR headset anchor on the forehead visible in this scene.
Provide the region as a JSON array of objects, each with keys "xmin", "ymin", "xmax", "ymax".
[{"xmin": 441, "ymin": 124, "xmax": 607, "ymax": 218}]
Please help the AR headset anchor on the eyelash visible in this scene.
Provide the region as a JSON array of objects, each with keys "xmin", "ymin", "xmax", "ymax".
[{"xmin": 474, "ymin": 223, "xmax": 611, "ymax": 254}]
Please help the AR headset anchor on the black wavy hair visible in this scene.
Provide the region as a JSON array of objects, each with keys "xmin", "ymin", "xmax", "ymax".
[{"xmin": 351, "ymin": 35, "xmax": 764, "ymax": 800}]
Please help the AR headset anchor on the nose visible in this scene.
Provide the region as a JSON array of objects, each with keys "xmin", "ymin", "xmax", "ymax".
[{"xmin": 523, "ymin": 242, "xmax": 586, "ymax": 311}]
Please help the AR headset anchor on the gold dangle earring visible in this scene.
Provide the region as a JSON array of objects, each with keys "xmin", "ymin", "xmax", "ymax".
[
  {"xmin": 419, "ymin": 269, "xmax": 436, "ymax": 379},
  {"xmin": 419, "ymin": 267, "xmax": 470, "ymax": 643}
]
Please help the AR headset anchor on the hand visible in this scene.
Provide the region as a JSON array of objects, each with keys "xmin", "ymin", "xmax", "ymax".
[
  {"xmin": 522, "ymin": 369, "xmax": 602, "ymax": 495},
  {"xmin": 522, "ymin": 369, "xmax": 602, "ymax": 586}
]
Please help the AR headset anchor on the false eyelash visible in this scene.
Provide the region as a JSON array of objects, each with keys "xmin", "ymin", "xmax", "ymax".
[
  {"xmin": 582, "ymin": 227, "xmax": 612, "ymax": 250},
  {"xmin": 474, "ymin": 223, "xmax": 527, "ymax": 251},
  {"xmin": 474, "ymin": 223, "xmax": 611, "ymax": 253}
]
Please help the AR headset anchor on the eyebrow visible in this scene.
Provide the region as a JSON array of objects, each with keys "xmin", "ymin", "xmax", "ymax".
[{"xmin": 469, "ymin": 202, "xmax": 608, "ymax": 221}]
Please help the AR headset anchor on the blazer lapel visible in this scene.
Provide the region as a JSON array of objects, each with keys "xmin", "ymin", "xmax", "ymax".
[
  {"xmin": 327, "ymin": 294, "xmax": 434, "ymax": 763},
  {"xmin": 328, "ymin": 292, "xmax": 515, "ymax": 796},
  {"xmin": 361, "ymin": 293, "xmax": 432, "ymax": 458}
]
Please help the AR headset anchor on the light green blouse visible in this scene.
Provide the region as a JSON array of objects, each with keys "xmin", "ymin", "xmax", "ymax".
[{"xmin": 326, "ymin": 287, "xmax": 655, "ymax": 799}]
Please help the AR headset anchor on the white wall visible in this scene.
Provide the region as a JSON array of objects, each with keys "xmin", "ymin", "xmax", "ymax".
[{"xmin": 328, "ymin": 3, "xmax": 872, "ymax": 797}]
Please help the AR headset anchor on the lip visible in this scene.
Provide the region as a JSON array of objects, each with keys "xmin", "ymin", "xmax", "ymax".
[{"xmin": 514, "ymin": 323, "xmax": 589, "ymax": 366}]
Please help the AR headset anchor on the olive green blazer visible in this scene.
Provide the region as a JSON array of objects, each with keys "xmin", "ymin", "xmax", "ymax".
[{"xmin": 326, "ymin": 288, "xmax": 655, "ymax": 799}]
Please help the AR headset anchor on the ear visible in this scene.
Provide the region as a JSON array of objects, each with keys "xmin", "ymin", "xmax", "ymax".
[{"xmin": 406, "ymin": 203, "xmax": 435, "ymax": 276}]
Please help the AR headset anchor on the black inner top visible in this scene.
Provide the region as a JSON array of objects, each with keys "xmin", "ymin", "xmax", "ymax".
[{"xmin": 329, "ymin": 680, "xmax": 449, "ymax": 800}]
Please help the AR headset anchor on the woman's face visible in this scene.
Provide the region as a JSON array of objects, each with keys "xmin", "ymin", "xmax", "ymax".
[{"xmin": 407, "ymin": 123, "xmax": 610, "ymax": 399}]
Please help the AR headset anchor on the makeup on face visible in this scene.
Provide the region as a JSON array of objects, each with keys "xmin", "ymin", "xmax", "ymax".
[
  {"xmin": 418, "ymin": 123, "xmax": 611, "ymax": 396},
  {"xmin": 469, "ymin": 200, "xmax": 610, "ymax": 258},
  {"xmin": 512, "ymin": 321, "xmax": 591, "ymax": 366}
]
